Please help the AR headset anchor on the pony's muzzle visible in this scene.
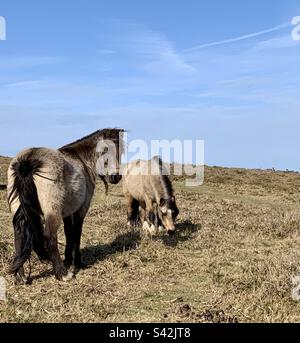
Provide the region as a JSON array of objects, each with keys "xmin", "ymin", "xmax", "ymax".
[
  {"xmin": 108, "ymin": 174, "xmax": 122, "ymax": 184},
  {"xmin": 167, "ymin": 229, "xmax": 175, "ymax": 235}
]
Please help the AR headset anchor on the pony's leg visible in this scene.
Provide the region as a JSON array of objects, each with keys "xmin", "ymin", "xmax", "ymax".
[
  {"xmin": 125, "ymin": 194, "xmax": 134, "ymax": 226},
  {"xmin": 126, "ymin": 195, "xmax": 139, "ymax": 227},
  {"xmin": 44, "ymin": 213, "xmax": 73, "ymax": 281},
  {"xmin": 145, "ymin": 197, "xmax": 155, "ymax": 225},
  {"xmin": 144, "ymin": 197, "xmax": 157, "ymax": 235},
  {"xmin": 140, "ymin": 203, "xmax": 151, "ymax": 232},
  {"xmin": 152, "ymin": 203, "xmax": 163, "ymax": 232},
  {"xmin": 73, "ymin": 214, "xmax": 84, "ymax": 268},
  {"xmin": 131, "ymin": 199, "xmax": 140, "ymax": 226},
  {"xmin": 139, "ymin": 206, "xmax": 146, "ymax": 223},
  {"xmin": 63, "ymin": 214, "xmax": 85, "ymax": 268},
  {"xmin": 63, "ymin": 216, "xmax": 75, "ymax": 268}
]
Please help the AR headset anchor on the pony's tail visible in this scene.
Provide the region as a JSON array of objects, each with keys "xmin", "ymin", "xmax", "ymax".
[{"xmin": 8, "ymin": 153, "xmax": 49, "ymax": 274}]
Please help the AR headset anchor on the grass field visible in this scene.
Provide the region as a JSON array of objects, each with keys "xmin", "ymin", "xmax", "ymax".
[{"xmin": 1, "ymin": 156, "xmax": 300, "ymax": 323}]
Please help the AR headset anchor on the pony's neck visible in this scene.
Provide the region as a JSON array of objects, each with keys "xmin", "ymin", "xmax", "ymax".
[
  {"xmin": 60, "ymin": 140, "xmax": 99, "ymax": 185},
  {"xmin": 77, "ymin": 148, "xmax": 98, "ymax": 184}
]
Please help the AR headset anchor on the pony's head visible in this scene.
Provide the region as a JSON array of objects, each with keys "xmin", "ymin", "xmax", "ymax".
[
  {"xmin": 157, "ymin": 196, "xmax": 179, "ymax": 235},
  {"xmin": 95, "ymin": 129, "xmax": 125, "ymax": 185}
]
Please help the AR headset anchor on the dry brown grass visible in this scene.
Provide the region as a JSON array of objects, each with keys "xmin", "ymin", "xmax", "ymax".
[
  {"xmin": 0, "ymin": 156, "xmax": 10, "ymax": 188},
  {"xmin": 1, "ymin": 157, "xmax": 300, "ymax": 323}
]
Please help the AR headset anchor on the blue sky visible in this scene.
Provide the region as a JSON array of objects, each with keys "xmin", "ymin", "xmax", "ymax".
[{"xmin": 0, "ymin": 0, "xmax": 300, "ymax": 170}]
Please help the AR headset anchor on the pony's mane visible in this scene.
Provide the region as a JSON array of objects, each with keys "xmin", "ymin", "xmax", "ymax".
[
  {"xmin": 59, "ymin": 129, "xmax": 125, "ymax": 150},
  {"xmin": 161, "ymin": 174, "xmax": 174, "ymax": 197},
  {"xmin": 59, "ymin": 128, "xmax": 125, "ymax": 152},
  {"xmin": 152, "ymin": 156, "xmax": 174, "ymax": 197}
]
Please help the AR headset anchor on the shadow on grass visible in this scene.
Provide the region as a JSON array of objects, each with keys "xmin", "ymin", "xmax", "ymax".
[
  {"xmin": 160, "ymin": 220, "xmax": 201, "ymax": 247},
  {"xmin": 29, "ymin": 268, "xmax": 53, "ymax": 282},
  {"xmin": 30, "ymin": 223, "xmax": 198, "ymax": 281},
  {"xmin": 30, "ymin": 231, "xmax": 141, "ymax": 281},
  {"xmin": 81, "ymin": 230, "xmax": 141, "ymax": 267},
  {"xmin": 80, "ymin": 221, "xmax": 200, "ymax": 266}
]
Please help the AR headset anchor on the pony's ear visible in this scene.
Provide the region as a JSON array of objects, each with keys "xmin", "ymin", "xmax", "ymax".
[{"xmin": 160, "ymin": 198, "xmax": 165, "ymax": 207}]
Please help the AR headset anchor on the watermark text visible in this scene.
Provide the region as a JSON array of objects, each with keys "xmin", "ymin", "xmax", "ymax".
[
  {"xmin": 97, "ymin": 134, "xmax": 205, "ymax": 187},
  {"xmin": 0, "ymin": 277, "xmax": 6, "ymax": 302},
  {"xmin": 0, "ymin": 16, "xmax": 6, "ymax": 41},
  {"xmin": 292, "ymin": 16, "xmax": 300, "ymax": 41}
]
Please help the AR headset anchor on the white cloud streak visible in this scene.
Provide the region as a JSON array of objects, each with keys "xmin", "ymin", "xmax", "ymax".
[
  {"xmin": 0, "ymin": 55, "xmax": 62, "ymax": 71},
  {"xmin": 184, "ymin": 22, "xmax": 290, "ymax": 52}
]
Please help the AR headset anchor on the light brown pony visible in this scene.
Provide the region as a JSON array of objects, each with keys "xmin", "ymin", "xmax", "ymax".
[
  {"xmin": 122, "ymin": 157, "xmax": 179, "ymax": 235},
  {"xmin": 7, "ymin": 129, "xmax": 124, "ymax": 284}
]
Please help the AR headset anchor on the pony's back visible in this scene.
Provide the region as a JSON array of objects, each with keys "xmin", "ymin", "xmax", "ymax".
[{"xmin": 122, "ymin": 157, "xmax": 172, "ymax": 204}]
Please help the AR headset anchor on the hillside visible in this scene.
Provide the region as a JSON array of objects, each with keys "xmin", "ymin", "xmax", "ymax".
[
  {"xmin": 1, "ymin": 156, "xmax": 300, "ymax": 322},
  {"xmin": 0, "ymin": 156, "xmax": 10, "ymax": 186}
]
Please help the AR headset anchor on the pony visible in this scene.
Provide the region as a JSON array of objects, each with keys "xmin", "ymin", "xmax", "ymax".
[
  {"xmin": 122, "ymin": 157, "xmax": 179, "ymax": 235},
  {"xmin": 7, "ymin": 128, "xmax": 124, "ymax": 284}
]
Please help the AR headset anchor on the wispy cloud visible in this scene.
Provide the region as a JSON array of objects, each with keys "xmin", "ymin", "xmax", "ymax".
[
  {"xmin": 0, "ymin": 55, "xmax": 62, "ymax": 71},
  {"xmin": 99, "ymin": 21, "xmax": 197, "ymax": 76},
  {"xmin": 132, "ymin": 29, "xmax": 197, "ymax": 74},
  {"xmin": 253, "ymin": 35, "xmax": 300, "ymax": 50},
  {"xmin": 142, "ymin": 45, "xmax": 197, "ymax": 75},
  {"xmin": 96, "ymin": 49, "xmax": 116, "ymax": 55},
  {"xmin": 184, "ymin": 22, "xmax": 290, "ymax": 52},
  {"xmin": 6, "ymin": 80, "xmax": 52, "ymax": 90}
]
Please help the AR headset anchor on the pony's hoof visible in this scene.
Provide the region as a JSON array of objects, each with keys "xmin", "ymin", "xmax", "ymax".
[
  {"xmin": 14, "ymin": 273, "xmax": 28, "ymax": 285},
  {"xmin": 149, "ymin": 224, "xmax": 157, "ymax": 235},
  {"xmin": 143, "ymin": 222, "xmax": 157, "ymax": 236},
  {"xmin": 143, "ymin": 221, "xmax": 150, "ymax": 231},
  {"xmin": 63, "ymin": 259, "xmax": 72, "ymax": 269},
  {"xmin": 158, "ymin": 226, "xmax": 164, "ymax": 233},
  {"xmin": 62, "ymin": 271, "xmax": 74, "ymax": 282},
  {"xmin": 128, "ymin": 219, "xmax": 140, "ymax": 228}
]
